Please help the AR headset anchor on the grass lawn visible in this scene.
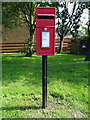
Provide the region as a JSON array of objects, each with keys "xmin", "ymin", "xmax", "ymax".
[{"xmin": 1, "ymin": 53, "xmax": 89, "ymax": 118}]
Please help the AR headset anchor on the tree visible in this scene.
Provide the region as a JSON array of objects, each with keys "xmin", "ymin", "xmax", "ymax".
[
  {"xmin": 56, "ymin": 1, "xmax": 86, "ymax": 53},
  {"xmin": 2, "ymin": 2, "xmax": 38, "ymax": 56},
  {"xmin": 38, "ymin": 1, "xmax": 85, "ymax": 53},
  {"xmin": 84, "ymin": 2, "xmax": 90, "ymax": 61}
]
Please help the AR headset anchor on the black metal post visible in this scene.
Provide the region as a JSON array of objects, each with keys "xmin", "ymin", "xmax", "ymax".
[{"xmin": 42, "ymin": 55, "xmax": 47, "ymax": 109}]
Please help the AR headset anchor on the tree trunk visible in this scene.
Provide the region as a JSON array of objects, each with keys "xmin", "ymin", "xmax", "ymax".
[
  {"xmin": 85, "ymin": 36, "xmax": 90, "ymax": 61},
  {"xmin": 28, "ymin": 2, "xmax": 33, "ymax": 57},
  {"xmin": 57, "ymin": 36, "xmax": 64, "ymax": 53},
  {"xmin": 85, "ymin": 49, "xmax": 90, "ymax": 61},
  {"xmin": 25, "ymin": 3, "xmax": 34, "ymax": 57},
  {"xmin": 85, "ymin": 8, "xmax": 90, "ymax": 61}
]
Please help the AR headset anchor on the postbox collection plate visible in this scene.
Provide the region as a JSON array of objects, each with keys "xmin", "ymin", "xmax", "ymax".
[{"xmin": 42, "ymin": 32, "xmax": 50, "ymax": 48}]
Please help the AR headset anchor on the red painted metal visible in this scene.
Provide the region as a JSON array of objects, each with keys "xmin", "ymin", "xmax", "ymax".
[{"xmin": 36, "ymin": 7, "xmax": 56, "ymax": 55}]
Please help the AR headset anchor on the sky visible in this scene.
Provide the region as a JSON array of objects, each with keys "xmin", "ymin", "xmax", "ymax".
[
  {"xmin": 80, "ymin": 8, "xmax": 88, "ymax": 27},
  {"xmin": 68, "ymin": 2, "xmax": 88, "ymax": 27},
  {"xmin": 56, "ymin": 5, "xmax": 89, "ymax": 37},
  {"xmin": 67, "ymin": 3, "xmax": 88, "ymax": 34},
  {"xmin": 79, "ymin": 8, "xmax": 88, "ymax": 34}
]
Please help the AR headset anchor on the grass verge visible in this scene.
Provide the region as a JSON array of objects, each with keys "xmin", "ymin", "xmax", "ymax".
[{"xmin": 1, "ymin": 53, "xmax": 89, "ymax": 118}]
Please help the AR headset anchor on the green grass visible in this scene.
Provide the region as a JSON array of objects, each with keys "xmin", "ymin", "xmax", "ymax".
[{"xmin": 1, "ymin": 53, "xmax": 89, "ymax": 118}]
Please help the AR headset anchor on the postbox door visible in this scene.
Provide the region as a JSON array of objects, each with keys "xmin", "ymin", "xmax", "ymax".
[{"xmin": 36, "ymin": 27, "xmax": 55, "ymax": 55}]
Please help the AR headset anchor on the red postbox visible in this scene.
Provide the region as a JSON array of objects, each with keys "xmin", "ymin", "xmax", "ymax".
[{"xmin": 36, "ymin": 7, "xmax": 56, "ymax": 55}]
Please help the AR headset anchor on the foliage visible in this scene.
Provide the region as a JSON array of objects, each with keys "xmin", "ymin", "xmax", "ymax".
[
  {"xmin": 2, "ymin": 2, "xmax": 37, "ymax": 30},
  {"xmin": 56, "ymin": 1, "xmax": 86, "ymax": 53},
  {"xmin": 85, "ymin": 1, "xmax": 90, "ymax": 8},
  {"xmin": 84, "ymin": 1, "xmax": 90, "ymax": 61},
  {"xmin": 2, "ymin": 2, "xmax": 38, "ymax": 56},
  {"xmin": 20, "ymin": 37, "xmax": 35, "ymax": 57},
  {"xmin": 79, "ymin": 26, "xmax": 88, "ymax": 39},
  {"xmin": 38, "ymin": 1, "xmax": 86, "ymax": 53},
  {"xmin": 2, "ymin": 2, "xmax": 88, "ymax": 55},
  {"xmin": 2, "ymin": 2, "xmax": 21, "ymax": 29},
  {"xmin": 2, "ymin": 53, "xmax": 89, "ymax": 118}
]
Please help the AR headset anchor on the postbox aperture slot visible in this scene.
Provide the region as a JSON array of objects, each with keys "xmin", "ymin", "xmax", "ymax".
[{"xmin": 38, "ymin": 16, "xmax": 54, "ymax": 19}]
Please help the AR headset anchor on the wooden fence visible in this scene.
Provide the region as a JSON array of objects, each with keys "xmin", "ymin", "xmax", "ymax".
[
  {"xmin": 0, "ymin": 38, "xmax": 73, "ymax": 54},
  {"xmin": 55, "ymin": 38, "xmax": 72, "ymax": 52}
]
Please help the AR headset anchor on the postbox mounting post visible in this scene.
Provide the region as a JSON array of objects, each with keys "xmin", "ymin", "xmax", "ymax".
[
  {"xmin": 36, "ymin": 7, "xmax": 56, "ymax": 109},
  {"xmin": 42, "ymin": 55, "xmax": 47, "ymax": 109}
]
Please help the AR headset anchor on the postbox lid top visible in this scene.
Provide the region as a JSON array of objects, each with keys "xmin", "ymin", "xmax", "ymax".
[
  {"xmin": 36, "ymin": 7, "xmax": 56, "ymax": 16},
  {"xmin": 36, "ymin": 7, "xmax": 56, "ymax": 9}
]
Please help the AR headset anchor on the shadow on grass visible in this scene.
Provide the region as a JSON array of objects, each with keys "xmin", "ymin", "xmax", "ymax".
[
  {"xmin": 2, "ymin": 53, "xmax": 87, "ymax": 86},
  {"xmin": 2, "ymin": 105, "xmax": 41, "ymax": 111},
  {"xmin": 2, "ymin": 54, "xmax": 42, "ymax": 86}
]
